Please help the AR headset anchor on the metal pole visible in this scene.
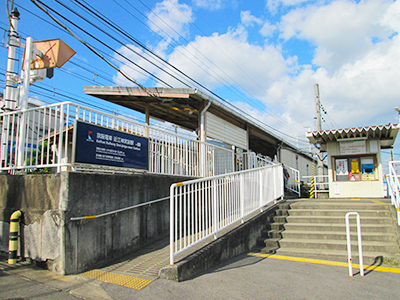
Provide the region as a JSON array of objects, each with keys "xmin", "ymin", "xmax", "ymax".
[
  {"xmin": 17, "ymin": 36, "xmax": 33, "ymax": 167},
  {"xmin": 345, "ymin": 212, "xmax": 364, "ymax": 277},
  {"xmin": 145, "ymin": 103, "xmax": 150, "ymax": 138},
  {"xmin": 169, "ymin": 183, "xmax": 176, "ymax": 265},
  {"xmin": 199, "ymin": 101, "xmax": 211, "ymax": 177}
]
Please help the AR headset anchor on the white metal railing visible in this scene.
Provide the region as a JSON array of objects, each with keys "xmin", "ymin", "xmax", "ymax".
[
  {"xmin": 241, "ymin": 152, "xmax": 274, "ymax": 170},
  {"xmin": 303, "ymin": 175, "xmax": 329, "ymax": 197},
  {"xmin": 387, "ymin": 161, "xmax": 400, "ymax": 225},
  {"xmin": 286, "ymin": 166, "xmax": 301, "ymax": 196},
  {"xmin": 0, "ymin": 102, "xmax": 234, "ymax": 177},
  {"xmin": 169, "ymin": 164, "xmax": 284, "ymax": 265}
]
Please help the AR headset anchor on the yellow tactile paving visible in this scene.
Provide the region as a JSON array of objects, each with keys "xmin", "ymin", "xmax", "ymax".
[
  {"xmin": 80, "ymin": 269, "xmax": 152, "ymax": 290},
  {"xmin": 248, "ymin": 253, "xmax": 400, "ymax": 274},
  {"xmin": 371, "ymin": 200, "xmax": 389, "ymax": 205}
]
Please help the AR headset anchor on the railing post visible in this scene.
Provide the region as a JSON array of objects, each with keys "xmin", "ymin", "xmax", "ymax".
[
  {"xmin": 345, "ymin": 212, "xmax": 364, "ymax": 277},
  {"xmin": 213, "ymin": 178, "xmax": 218, "ymax": 238},
  {"xmin": 259, "ymin": 169, "xmax": 264, "ymax": 211},
  {"xmin": 240, "ymin": 174, "xmax": 245, "ymax": 222},
  {"xmin": 170, "ymin": 183, "xmax": 176, "ymax": 265},
  {"xmin": 57, "ymin": 103, "xmax": 65, "ymax": 172},
  {"xmin": 16, "ymin": 111, "xmax": 26, "ymax": 168}
]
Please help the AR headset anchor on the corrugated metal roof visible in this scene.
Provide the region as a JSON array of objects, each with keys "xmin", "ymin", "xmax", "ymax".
[
  {"xmin": 306, "ymin": 124, "xmax": 400, "ymax": 149},
  {"xmin": 83, "ymin": 86, "xmax": 291, "ymax": 158}
]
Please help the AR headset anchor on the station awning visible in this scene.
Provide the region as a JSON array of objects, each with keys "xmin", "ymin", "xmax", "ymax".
[
  {"xmin": 84, "ymin": 86, "xmax": 285, "ymax": 158},
  {"xmin": 306, "ymin": 124, "xmax": 400, "ymax": 149}
]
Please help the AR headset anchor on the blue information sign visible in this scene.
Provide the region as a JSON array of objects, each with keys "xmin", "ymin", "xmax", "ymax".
[{"xmin": 75, "ymin": 121, "xmax": 149, "ymax": 170}]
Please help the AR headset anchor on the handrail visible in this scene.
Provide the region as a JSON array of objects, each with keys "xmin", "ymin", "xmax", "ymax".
[
  {"xmin": 70, "ymin": 196, "xmax": 169, "ymax": 221},
  {"xmin": 387, "ymin": 161, "xmax": 400, "ymax": 225},
  {"xmin": 303, "ymin": 175, "xmax": 329, "ymax": 196},
  {"xmin": 345, "ymin": 212, "xmax": 364, "ymax": 277},
  {"xmin": 169, "ymin": 163, "xmax": 284, "ymax": 265},
  {"xmin": 286, "ymin": 166, "xmax": 301, "ymax": 196}
]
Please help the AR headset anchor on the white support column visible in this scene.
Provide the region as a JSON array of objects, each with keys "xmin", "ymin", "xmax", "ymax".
[
  {"xmin": 145, "ymin": 102, "xmax": 150, "ymax": 138},
  {"xmin": 17, "ymin": 36, "xmax": 33, "ymax": 167},
  {"xmin": 199, "ymin": 101, "xmax": 211, "ymax": 177}
]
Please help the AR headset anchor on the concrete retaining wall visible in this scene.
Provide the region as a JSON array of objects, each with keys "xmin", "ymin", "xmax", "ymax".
[{"xmin": 0, "ymin": 172, "xmax": 190, "ymax": 274}]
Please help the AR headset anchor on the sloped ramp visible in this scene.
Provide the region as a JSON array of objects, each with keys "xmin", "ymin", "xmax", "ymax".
[{"xmin": 79, "ymin": 237, "xmax": 170, "ymax": 290}]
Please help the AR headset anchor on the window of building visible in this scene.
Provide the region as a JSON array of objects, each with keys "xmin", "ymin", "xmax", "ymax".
[{"xmin": 334, "ymin": 155, "xmax": 377, "ymax": 182}]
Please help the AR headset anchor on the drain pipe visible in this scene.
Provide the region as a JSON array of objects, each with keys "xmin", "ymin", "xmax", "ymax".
[{"xmin": 8, "ymin": 210, "xmax": 22, "ymax": 264}]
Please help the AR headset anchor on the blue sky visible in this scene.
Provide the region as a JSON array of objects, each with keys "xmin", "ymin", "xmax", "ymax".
[{"xmin": 1, "ymin": 0, "xmax": 400, "ymax": 159}]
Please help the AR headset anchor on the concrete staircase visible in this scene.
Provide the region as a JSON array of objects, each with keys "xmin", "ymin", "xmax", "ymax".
[{"xmin": 256, "ymin": 199, "xmax": 400, "ymax": 265}]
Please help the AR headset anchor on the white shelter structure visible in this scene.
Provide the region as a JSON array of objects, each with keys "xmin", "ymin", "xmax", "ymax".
[{"xmin": 307, "ymin": 124, "xmax": 399, "ymax": 198}]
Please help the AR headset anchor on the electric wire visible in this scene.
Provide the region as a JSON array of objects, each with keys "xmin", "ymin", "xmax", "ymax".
[
  {"xmin": 84, "ymin": 0, "xmax": 287, "ymax": 130},
  {"xmin": 6, "ymin": 3, "xmax": 161, "ymax": 88},
  {"xmin": 6, "ymin": 1, "xmax": 312, "ymax": 146},
  {"xmin": 72, "ymin": 0, "xmax": 308, "ymax": 140},
  {"xmin": 31, "ymin": 0, "xmax": 159, "ymax": 96},
  {"xmin": 54, "ymin": 0, "xmax": 191, "ymax": 89},
  {"xmin": 65, "ymin": 0, "xmax": 308, "ymax": 143}
]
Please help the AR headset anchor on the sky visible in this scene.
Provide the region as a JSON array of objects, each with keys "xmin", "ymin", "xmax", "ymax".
[{"xmin": 1, "ymin": 0, "xmax": 400, "ymax": 159}]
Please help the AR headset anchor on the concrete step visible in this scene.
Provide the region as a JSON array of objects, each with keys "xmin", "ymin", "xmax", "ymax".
[
  {"xmin": 278, "ymin": 238, "xmax": 399, "ymax": 254},
  {"xmin": 271, "ymin": 222, "xmax": 286, "ymax": 231},
  {"xmin": 285, "ymin": 215, "xmax": 394, "ymax": 225},
  {"xmin": 262, "ymin": 237, "xmax": 281, "ymax": 249},
  {"xmin": 286, "ymin": 209, "xmax": 392, "ymax": 218},
  {"xmin": 256, "ymin": 199, "xmax": 400, "ymax": 265},
  {"xmin": 269, "ymin": 247, "xmax": 398, "ymax": 265},
  {"xmin": 282, "ymin": 223, "xmax": 396, "ymax": 233},
  {"xmin": 275, "ymin": 209, "xmax": 290, "ymax": 216},
  {"xmin": 289, "ymin": 202, "xmax": 391, "ymax": 211},
  {"xmin": 281, "ymin": 230, "xmax": 397, "ymax": 242}
]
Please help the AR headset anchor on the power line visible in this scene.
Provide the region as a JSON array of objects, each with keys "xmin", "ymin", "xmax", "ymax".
[
  {"xmin": 127, "ymin": 0, "xmax": 297, "ymax": 134},
  {"xmin": 7, "ymin": 1, "xmax": 313, "ymax": 147},
  {"xmin": 65, "ymin": 0, "xmax": 307, "ymax": 143},
  {"xmin": 31, "ymin": 0, "xmax": 160, "ymax": 96}
]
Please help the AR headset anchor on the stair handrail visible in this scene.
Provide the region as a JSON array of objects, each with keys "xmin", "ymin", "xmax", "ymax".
[
  {"xmin": 69, "ymin": 196, "xmax": 169, "ymax": 221},
  {"xmin": 388, "ymin": 161, "xmax": 400, "ymax": 225},
  {"xmin": 345, "ymin": 212, "xmax": 364, "ymax": 277}
]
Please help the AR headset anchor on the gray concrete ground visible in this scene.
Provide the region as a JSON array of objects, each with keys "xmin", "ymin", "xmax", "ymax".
[{"xmin": 1, "ymin": 252, "xmax": 399, "ymax": 300}]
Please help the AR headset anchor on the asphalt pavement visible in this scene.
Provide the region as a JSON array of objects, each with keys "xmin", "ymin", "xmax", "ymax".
[{"xmin": 1, "ymin": 251, "xmax": 400, "ymax": 300}]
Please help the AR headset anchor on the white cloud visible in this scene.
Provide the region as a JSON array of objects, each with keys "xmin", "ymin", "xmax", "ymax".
[
  {"xmin": 264, "ymin": 32, "xmax": 400, "ymax": 131},
  {"xmin": 279, "ymin": 0, "xmax": 393, "ymax": 72},
  {"xmin": 113, "ymin": 44, "xmax": 160, "ymax": 86},
  {"xmin": 240, "ymin": 11, "xmax": 263, "ymax": 27},
  {"xmin": 381, "ymin": 0, "xmax": 400, "ymax": 32},
  {"xmin": 267, "ymin": 0, "xmax": 311, "ymax": 13},
  {"xmin": 160, "ymin": 26, "xmax": 288, "ymax": 95},
  {"xmin": 260, "ymin": 21, "xmax": 277, "ymax": 38},
  {"xmin": 148, "ymin": 0, "xmax": 193, "ymax": 42},
  {"xmin": 113, "ymin": 0, "xmax": 400, "ymax": 142},
  {"xmin": 192, "ymin": 0, "xmax": 233, "ymax": 10}
]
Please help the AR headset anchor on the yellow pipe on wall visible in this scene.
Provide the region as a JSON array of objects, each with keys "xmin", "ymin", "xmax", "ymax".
[{"xmin": 8, "ymin": 210, "xmax": 22, "ymax": 264}]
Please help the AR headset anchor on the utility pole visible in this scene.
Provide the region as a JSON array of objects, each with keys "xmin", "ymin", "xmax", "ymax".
[
  {"xmin": 314, "ymin": 84, "xmax": 324, "ymax": 180},
  {"xmin": 3, "ymin": 7, "xmax": 20, "ymax": 111},
  {"xmin": 1, "ymin": 8, "xmax": 20, "ymax": 168}
]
